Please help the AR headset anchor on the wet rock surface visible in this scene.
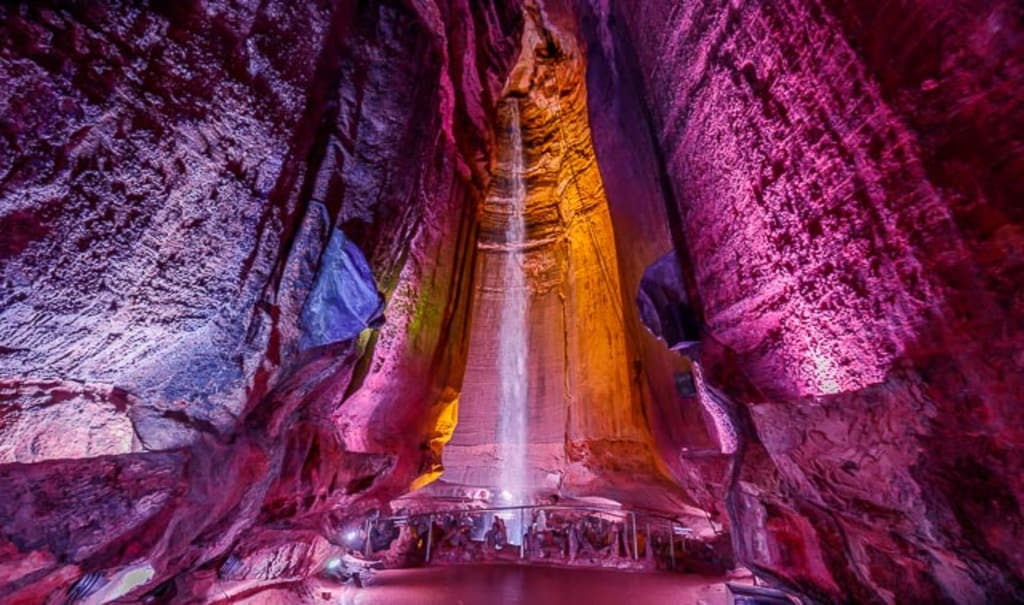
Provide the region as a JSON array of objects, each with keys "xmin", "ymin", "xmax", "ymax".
[
  {"xmin": 441, "ymin": 3, "xmax": 688, "ymax": 508},
  {"xmin": 1, "ymin": 0, "xmax": 522, "ymax": 601},
  {"xmin": 0, "ymin": 0, "xmax": 1021, "ymax": 602}
]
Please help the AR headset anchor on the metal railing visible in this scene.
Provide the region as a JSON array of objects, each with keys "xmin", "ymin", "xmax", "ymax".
[{"xmin": 357, "ymin": 502, "xmax": 695, "ymax": 568}]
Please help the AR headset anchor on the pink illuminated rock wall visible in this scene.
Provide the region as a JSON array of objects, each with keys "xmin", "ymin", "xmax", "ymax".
[
  {"xmin": 1, "ymin": 0, "xmax": 1021, "ymax": 602},
  {"xmin": 0, "ymin": 1, "xmax": 522, "ymax": 601},
  {"xmin": 579, "ymin": 1, "xmax": 732, "ymax": 522},
  {"xmin": 584, "ymin": 0, "xmax": 1024, "ymax": 602}
]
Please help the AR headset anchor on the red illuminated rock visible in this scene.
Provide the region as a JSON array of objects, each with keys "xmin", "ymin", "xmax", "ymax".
[
  {"xmin": 1, "ymin": 0, "xmax": 1021, "ymax": 602},
  {"xmin": 0, "ymin": 1, "xmax": 522, "ymax": 601}
]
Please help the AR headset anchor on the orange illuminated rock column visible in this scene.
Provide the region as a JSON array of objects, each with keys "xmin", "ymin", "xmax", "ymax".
[{"xmin": 442, "ymin": 10, "xmax": 674, "ymax": 500}]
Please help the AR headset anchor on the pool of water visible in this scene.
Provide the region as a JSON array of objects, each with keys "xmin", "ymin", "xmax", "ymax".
[{"xmin": 326, "ymin": 564, "xmax": 734, "ymax": 605}]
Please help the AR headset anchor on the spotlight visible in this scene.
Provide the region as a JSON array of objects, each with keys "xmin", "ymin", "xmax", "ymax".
[
  {"xmin": 326, "ymin": 558, "xmax": 341, "ymax": 571},
  {"xmin": 342, "ymin": 529, "xmax": 359, "ymax": 544}
]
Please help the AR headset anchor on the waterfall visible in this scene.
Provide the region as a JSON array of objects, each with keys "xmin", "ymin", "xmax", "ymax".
[{"xmin": 496, "ymin": 99, "xmax": 530, "ymax": 509}]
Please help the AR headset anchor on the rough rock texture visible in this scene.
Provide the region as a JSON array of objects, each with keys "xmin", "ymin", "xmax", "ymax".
[
  {"xmin": 1, "ymin": 0, "xmax": 1022, "ymax": 602},
  {"xmin": 0, "ymin": 1, "xmax": 522, "ymax": 601},
  {"xmin": 440, "ymin": 3, "xmax": 689, "ymax": 509},
  {"xmin": 585, "ymin": 0, "xmax": 1024, "ymax": 602},
  {"xmin": 579, "ymin": 0, "xmax": 733, "ymax": 523}
]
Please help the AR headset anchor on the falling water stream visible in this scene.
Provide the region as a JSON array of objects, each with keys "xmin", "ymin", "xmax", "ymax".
[{"xmin": 496, "ymin": 99, "xmax": 530, "ymax": 521}]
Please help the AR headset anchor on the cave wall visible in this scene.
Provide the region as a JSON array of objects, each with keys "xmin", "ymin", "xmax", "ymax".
[
  {"xmin": 0, "ymin": 1, "xmax": 340, "ymax": 458},
  {"xmin": 578, "ymin": 0, "xmax": 732, "ymax": 521},
  {"xmin": 0, "ymin": 1, "xmax": 523, "ymax": 601},
  {"xmin": 442, "ymin": 4, "xmax": 685, "ymax": 507},
  {"xmin": 585, "ymin": 0, "xmax": 1024, "ymax": 602},
  {"xmin": 1, "ymin": 0, "xmax": 1021, "ymax": 601}
]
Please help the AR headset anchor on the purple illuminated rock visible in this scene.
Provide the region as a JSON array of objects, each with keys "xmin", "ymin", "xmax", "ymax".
[
  {"xmin": 0, "ymin": 0, "xmax": 1021, "ymax": 603},
  {"xmin": 583, "ymin": 0, "xmax": 1024, "ymax": 601},
  {"xmin": 0, "ymin": 1, "xmax": 523, "ymax": 601},
  {"xmin": 298, "ymin": 211, "xmax": 384, "ymax": 351},
  {"xmin": 637, "ymin": 250, "xmax": 701, "ymax": 350}
]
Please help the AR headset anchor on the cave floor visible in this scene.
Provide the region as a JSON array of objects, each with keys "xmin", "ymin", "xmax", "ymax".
[{"xmin": 316, "ymin": 565, "xmax": 734, "ymax": 605}]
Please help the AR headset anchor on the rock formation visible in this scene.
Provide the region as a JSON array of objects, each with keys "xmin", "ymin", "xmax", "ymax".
[
  {"xmin": 441, "ymin": 3, "xmax": 687, "ymax": 509},
  {"xmin": 1, "ymin": 1, "xmax": 525, "ymax": 601},
  {"xmin": 582, "ymin": 0, "xmax": 1024, "ymax": 602},
  {"xmin": 1, "ymin": 0, "xmax": 1021, "ymax": 603}
]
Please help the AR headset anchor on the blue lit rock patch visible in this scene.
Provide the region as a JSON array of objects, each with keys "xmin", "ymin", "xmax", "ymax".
[{"xmin": 299, "ymin": 226, "xmax": 384, "ymax": 350}]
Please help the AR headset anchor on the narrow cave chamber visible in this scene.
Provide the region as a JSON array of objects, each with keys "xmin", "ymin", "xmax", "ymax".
[{"xmin": 0, "ymin": 0, "xmax": 1021, "ymax": 604}]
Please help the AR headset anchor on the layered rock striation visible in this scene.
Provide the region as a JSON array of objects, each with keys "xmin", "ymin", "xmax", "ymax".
[
  {"xmin": 583, "ymin": 0, "xmax": 1024, "ymax": 602},
  {"xmin": 0, "ymin": 1, "xmax": 523, "ymax": 601},
  {"xmin": 0, "ymin": 0, "xmax": 1021, "ymax": 602},
  {"xmin": 441, "ymin": 4, "xmax": 686, "ymax": 507}
]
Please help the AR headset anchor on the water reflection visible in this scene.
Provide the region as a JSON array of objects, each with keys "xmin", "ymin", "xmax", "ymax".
[{"xmin": 335, "ymin": 565, "xmax": 731, "ymax": 605}]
